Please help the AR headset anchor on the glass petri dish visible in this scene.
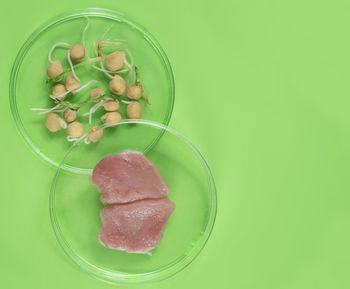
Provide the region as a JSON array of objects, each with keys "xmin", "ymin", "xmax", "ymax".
[
  {"xmin": 50, "ymin": 120, "xmax": 217, "ymax": 285},
  {"xmin": 10, "ymin": 8, "xmax": 175, "ymax": 172}
]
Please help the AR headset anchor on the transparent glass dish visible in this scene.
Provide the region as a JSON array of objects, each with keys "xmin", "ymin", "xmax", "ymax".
[
  {"xmin": 50, "ymin": 120, "xmax": 217, "ymax": 285},
  {"xmin": 10, "ymin": 8, "xmax": 175, "ymax": 172}
]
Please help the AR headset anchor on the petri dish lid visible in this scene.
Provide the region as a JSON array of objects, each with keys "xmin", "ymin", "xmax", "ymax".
[
  {"xmin": 50, "ymin": 120, "xmax": 217, "ymax": 285},
  {"xmin": 10, "ymin": 8, "xmax": 174, "ymax": 172}
]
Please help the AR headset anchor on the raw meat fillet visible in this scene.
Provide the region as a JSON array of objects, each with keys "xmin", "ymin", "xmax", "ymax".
[
  {"xmin": 99, "ymin": 198, "xmax": 176, "ymax": 253},
  {"xmin": 91, "ymin": 151, "xmax": 170, "ymax": 204}
]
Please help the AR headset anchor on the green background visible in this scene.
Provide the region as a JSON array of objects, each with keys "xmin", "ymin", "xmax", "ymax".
[{"xmin": 1, "ymin": 0, "xmax": 350, "ymax": 288}]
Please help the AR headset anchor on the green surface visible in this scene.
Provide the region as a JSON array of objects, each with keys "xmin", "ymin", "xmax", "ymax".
[{"xmin": 1, "ymin": 0, "xmax": 350, "ymax": 288}]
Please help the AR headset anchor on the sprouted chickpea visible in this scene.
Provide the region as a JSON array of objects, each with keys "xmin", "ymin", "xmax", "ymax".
[
  {"xmin": 46, "ymin": 60, "xmax": 64, "ymax": 79},
  {"xmin": 63, "ymin": 108, "xmax": 77, "ymax": 122},
  {"xmin": 87, "ymin": 126, "xmax": 104, "ymax": 143},
  {"xmin": 31, "ymin": 103, "xmax": 62, "ymax": 114},
  {"xmin": 126, "ymin": 67, "xmax": 150, "ymax": 104},
  {"xmin": 65, "ymin": 75, "xmax": 80, "ymax": 91},
  {"xmin": 103, "ymin": 98, "xmax": 120, "ymax": 111},
  {"xmin": 45, "ymin": 112, "xmax": 66, "ymax": 132},
  {"xmin": 70, "ymin": 44, "xmax": 86, "ymax": 61},
  {"xmin": 90, "ymin": 41, "xmax": 129, "ymax": 76},
  {"xmin": 90, "ymin": 87, "xmax": 105, "ymax": 99},
  {"xmin": 104, "ymin": 51, "xmax": 125, "ymax": 71},
  {"xmin": 98, "ymin": 40, "xmax": 134, "ymax": 82},
  {"xmin": 109, "ymin": 75, "xmax": 126, "ymax": 95},
  {"xmin": 66, "ymin": 121, "xmax": 84, "ymax": 137},
  {"xmin": 124, "ymin": 101, "xmax": 142, "ymax": 119},
  {"xmin": 101, "ymin": 111, "xmax": 121, "ymax": 125},
  {"xmin": 51, "ymin": 84, "xmax": 67, "ymax": 100}
]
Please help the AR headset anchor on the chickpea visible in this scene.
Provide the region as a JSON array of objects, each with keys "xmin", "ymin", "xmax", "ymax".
[
  {"xmin": 70, "ymin": 44, "xmax": 86, "ymax": 61},
  {"xmin": 46, "ymin": 60, "xmax": 63, "ymax": 79},
  {"xmin": 109, "ymin": 75, "xmax": 126, "ymax": 95},
  {"xmin": 88, "ymin": 126, "xmax": 104, "ymax": 143},
  {"xmin": 66, "ymin": 121, "xmax": 84, "ymax": 137},
  {"xmin": 103, "ymin": 98, "xmax": 120, "ymax": 111},
  {"xmin": 45, "ymin": 113, "xmax": 62, "ymax": 132},
  {"xmin": 105, "ymin": 51, "xmax": 125, "ymax": 71},
  {"xmin": 126, "ymin": 102, "xmax": 142, "ymax": 119},
  {"xmin": 126, "ymin": 82, "xmax": 143, "ymax": 100},
  {"xmin": 101, "ymin": 111, "xmax": 121, "ymax": 125},
  {"xmin": 89, "ymin": 87, "xmax": 105, "ymax": 99},
  {"xmin": 63, "ymin": 108, "xmax": 77, "ymax": 123},
  {"xmin": 65, "ymin": 75, "xmax": 80, "ymax": 91},
  {"xmin": 51, "ymin": 84, "xmax": 67, "ymax": 100}
]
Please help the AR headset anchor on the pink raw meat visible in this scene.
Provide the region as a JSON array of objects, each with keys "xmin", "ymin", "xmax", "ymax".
[
  {"xmin": 91, "ymin": 151, "xmax": 170, "ymax": 204},
  {"xmin": 99, "ymin": 198, "xmax": 176, "ymax": 253}
]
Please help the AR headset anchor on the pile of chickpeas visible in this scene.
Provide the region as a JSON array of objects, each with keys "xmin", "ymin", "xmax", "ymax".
[{"xmin": 40, "ymin": 18, "xmax": 148, "ymax": 144}]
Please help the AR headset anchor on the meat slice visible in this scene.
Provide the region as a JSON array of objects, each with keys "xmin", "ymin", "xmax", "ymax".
[
  {"xmin": 99, "ymin": 198, "xmax": 176, "ymax": 253},
  {"xmin": 91, "ymin": 151, "xmax": 170, "ymax": 204}
]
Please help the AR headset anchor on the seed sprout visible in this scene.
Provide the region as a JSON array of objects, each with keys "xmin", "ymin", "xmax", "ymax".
[
  {"xmin": 82, "ymin": 16, "xmax": 90, "ymax": 46},
  {"xmin": 93, "ymin": 41, "xmax": 113, "ymax": 79},
  {"xmin": 72, "ymin": 79, "xmax": 98, "ymax": 94},
  {"xmin": 48, "ymin": 42, "xmax": 70, "ymax": 63},
  {"xmin": 67, "ymin": 50, "xmax": 79, "ymax": 81},
  {"xmin": 126, "ymin": 67, "xmax": 150, "ymax": 104},
  {"xmin": 101, "ymin": 25, "xmax": 113, "ymax": 42},
  {"xmin": 31, "ymin": 103, "xmax": 62, "ymax": 114},
  {"xmin": 82, "ymin": 99, "xmax": 107, "ymax": 125}
]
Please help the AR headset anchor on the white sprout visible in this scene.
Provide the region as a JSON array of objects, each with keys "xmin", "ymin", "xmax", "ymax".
[
  {"xmin": 67, "ymin": 136, "xmax": 80, "ymax": 142},
  {"xmin": 70, "ymin": 133, "xmax": 89, "ymax": 144},
  {"xmin": 101, "ymin": 25, "xmax": 113, "ymax": 40},
  {"xmin": 49, "ymin": 89, "xmax": 74, "ymax": 100},
  {"xmin": 48, "ymin": 42, "xmax": 70, "ymax": 63},
  {"xmin": 105, "ymin": 38, "xmax": 126, "ymax": 42},
  {"xmin": 82, "ymin": 16, "xmax": 90, "ymax": 48},
  {"xmin": 90, "ymin": 63, "xmax": 129, "ymax": 74},
  {"xmin": 123, "ymin": 54, "xmax": 133, "ymax": 83},
  {"xmin": 72, "ymin": 80, "xmax": 98, "ymax": 94},
  {"xmin": 31, "ymin": 104, "xmax": 62, "ymax": 114},
  {"xmin": 93, "ymin": 41, "xmax": 112, "ymax": 79},
  {"xmin": 121, "ymin": 100, "xmax": 133, "ymax": 105},
  {"xmin": 82, "ymin": 99, "xmax": 106, "ymax": 125},
  {"xmin": 67, "ymin": 50, "xmax": 79, "ymax": 81},
  {"xmin": 59, "ymin": 118, "xmax": 67, "ymax": 129}
]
